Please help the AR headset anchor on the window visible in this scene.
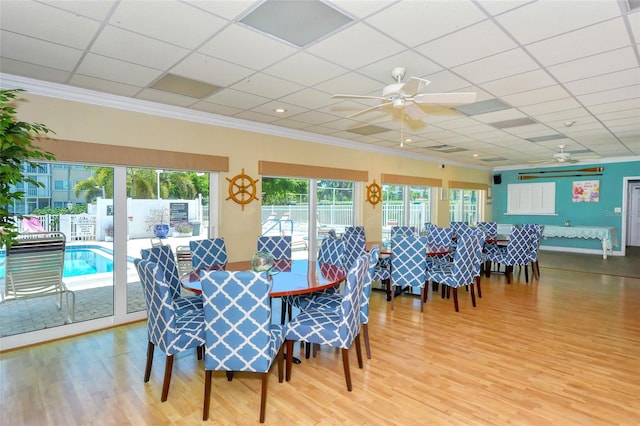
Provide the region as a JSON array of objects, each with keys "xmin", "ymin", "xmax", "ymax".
[
  {"xmin": 54, "ymin": 180, "xmax": 69, "ymax": 190},
  {"xmin": 449, "ymin": 189, "xmax": 480, "ymax": 224},
  {"xmin": 507, "ymin": 182, "xmax": 556, "ymax": 215}
]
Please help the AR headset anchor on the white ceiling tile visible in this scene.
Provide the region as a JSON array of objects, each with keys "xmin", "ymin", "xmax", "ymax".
[
  {"xmin": 597, "ymin": 108, "xmax": 640, "ymax": 121},
  {"xmin": 0, "ymin": 58, "xmax": 70, "ymax": 84},
  {"xmin": 365, "ymin": 1, "xmax": 486, "ymax": 47},
  {"xmin": 496, "ymin": 0, "xmax": 621, "ymax": 44},
  {"xmin": 519, "ymin": 98, "xmax": 582, "ymax": 116},
  {"xmin": 199, "ymin": 24, "xmax": 297, "ymax": 70},
  {"xmin": 546, "ymin": 47, "xmax": 639, "ymax": 83},
  {"xmin": 588, "ymin": 99, "xmax": 640, "ymax": 114},
  {"xmin": 479, "ymin": 69, "xmax": 557, "ymax": 97},
  {"xmin": 472, "ymin": 108, "xmax": 527, "ymax": 124},
  {"xmin": 204, "ymin": 87, "xmax": 269, "ymax": 110},
  {"xmin": 307, "ymin": 23, "xmax": 405, "ymax": 69},
  {"xmin": 416, "ymin": 20, "xmax": 517, "ymax": 68},
  {"xmin": 474, "ymin": 0, "xmax": 531, "ymax": 17},
  {"xmin": 280, "ymin": 88, "xmax": 337, "ymax": 109},
  {"xmin": 535, "ymin": 107, "xmax": 592, "ymax": 124},
  {"xmin": 69, "ymin": 74, "xmax": 140, "ymax": 97},
  {"xmin": 577, "ymin": 85, "xmax": 640, "ymax": 106},
  {"xmin": 452, "ymin": 48, "xmax": 540, "ymax": 84},
  {"xmin": 234, "ymin": 110, "xmax": 281, "ymax": 123},
  {"xmin": 136, "ymin": 89, "xmax": 197, "ymax": 107},
  {"xmin": 0, "ymin": 1, "xmax": 100, "ymax": 49},
  {"xmin": 263, "ymin": 52, "xmax": 347, "ymax": 86},
  {"xmin": 502, "ymin": 85, "xmax": 572, "ymax": 107},
  {"xmin": 230, "ymin": 72, "xmax": 303, "ymax": 100},
  {"xmin": 329, "ymin": 1, "xmax": 395, "ymax": 19},
  {"xmin": 286, "ymin": 110, "xmax": 340, "ymax": 126},
  {"xmin": 184, "ymin": 0, "xmax": 254, "ymax": 20},
  {"xmin": 355, "ymin": 51, "xmax": 442, "ymax": 84},
  {"xmin": 629, "ymin": 11, "xmax": 640, "ymax": 43},
  {"xmin": 41, "ymin": 0, "xmax": 117, "ymax": 20},
  {"xmin": 421, "ymin": 70, "xmax": 472, "ymax": 93},
  {"xmin": 109, "ymin": 0, "xmax": 228, "ymax": 49},
  {"xmin": 76, "ymin": 53, "xmax": 162, "ymax": 87},
  {"xmin": 526, "ymin": 18, "xmax": 630, "ymax": 66},
  {"xmin": 91, "ymin": 26, "xmax": 189, "ymax": 70},
  {"xmin": 172, "ymin": 53, "xmax": 253, "ymax": 87},
  {"xmin": 564, "ymin": 68, "xmax": 640, "ymax": 96},
  {"xmin": 191, "ymin": 100, "xmax": 243, "ymax": 117},
  {"xmin": 0, "ymin": 31, "xmax": 83, "ymax": 71},
  {"xmin": 314, "ymin": 72, "xmax": 386, "ymax": 98}
]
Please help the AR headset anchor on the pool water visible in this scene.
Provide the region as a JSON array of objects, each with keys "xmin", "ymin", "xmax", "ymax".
[{"xmin": 0, "ymin": 246, "xmax": 114, "ymax": 278}]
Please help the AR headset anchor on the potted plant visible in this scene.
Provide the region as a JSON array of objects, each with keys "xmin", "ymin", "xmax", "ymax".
[
  {"xmin": 0, "ymin": 89, "xmax": 55, "ymax": 249},
  {"xmin": 104, "ymin": 224, "xmax": 114, "ymax": 241},
  {"xmin": 173, "ymin": 221, "xmax": 193, "ymax": 237},
  {"xmin": 145, "ymin": 207, "xmax": 169, "ymax": 238}
]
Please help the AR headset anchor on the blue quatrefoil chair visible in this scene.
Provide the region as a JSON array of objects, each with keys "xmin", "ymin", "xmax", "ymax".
[
  {"xmin": 344, "ymin": 226, "xmax": 365, "ymax": 236},
  {"xmin": 487, "ymin": 227, "xmax": 533, "ymax": 283},
  {"xmin": 141, "ymin": 245, "xmax": 203, "ymax": 314},
  {"xmin": 521, "ymin": 223, "xmax": 544, "ymax": 280},
  {"xmin": 284, "ymin": 254, "xmax": 370, "ymax": 391},
  {"xmin": 425, "ymin": 234, "xmax": 481, "ymax": 312},
  {"xmin": 257, "ymin": 235, "xmax": 292, "ymax": 324},
  {"xmin": 199, "ymin": 270, "xmax": 285, "ymax": 423},
  {"xmin": 390, "ymin": 235, "xmax": 428, "ymax": 312},
  {"xmin": 341, "ymin": 231, "xmax": 367, "ymax": 271},
  {"xmin": 390, "ymin": 225, "xmax": 415, "ymax": 238},
  {"xmin": 134, "ymin": 258, "xmax": 205, "ymax": 402},
  {"xmin": 190, "ymin": 237, "xmax": 228, "ymax": 271},
  {"xmin": 305, "ymin": 246, "xmax": 379, "ymax": 359}
]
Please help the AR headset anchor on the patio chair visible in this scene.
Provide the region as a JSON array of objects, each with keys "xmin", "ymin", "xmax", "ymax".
[{"xmin": 2, "ymin": 231, "xmax": 75, "ymax": 322}]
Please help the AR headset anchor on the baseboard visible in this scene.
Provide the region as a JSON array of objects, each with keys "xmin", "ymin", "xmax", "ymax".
[{"xmin": 539, "ymin": 246, "xmax": 624, "ymax": 257}]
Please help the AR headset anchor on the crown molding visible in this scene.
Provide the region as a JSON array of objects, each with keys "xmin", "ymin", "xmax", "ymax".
[{"xmin": 1, "ymin": 73, "xmax": 489, "ymax": 171}]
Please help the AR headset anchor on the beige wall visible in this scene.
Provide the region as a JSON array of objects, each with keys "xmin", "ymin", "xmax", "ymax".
[{"xmin": 17, "ymin": 94, "xmax": 492, "ymax": 261}]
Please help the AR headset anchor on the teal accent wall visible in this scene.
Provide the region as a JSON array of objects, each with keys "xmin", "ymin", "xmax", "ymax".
[{"xmin": 491, "ymin": 161, "xmax": 640, "ymax": 252}]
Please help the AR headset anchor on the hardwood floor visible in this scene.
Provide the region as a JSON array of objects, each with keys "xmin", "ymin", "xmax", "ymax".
[{"xmin": 1, "ymin": 264, "xmax": 639, "ymax": 425}]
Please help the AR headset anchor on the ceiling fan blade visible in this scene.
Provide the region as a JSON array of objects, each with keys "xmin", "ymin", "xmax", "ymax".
[
  {"xmin": 332, "ymin": 94, "xmax": 386, "ymax": 100},
  {"xmin": 346, "ymin": 101, "xmax": 393, "ymax": 118},
  {"xmin": 399, "ymin": 77, "xmax": 430, "ymax": 97},
  {"xmin": 413, "ymin": 92, "xmax": 477, "ymax": 105},
  {"xmin": 402, "ymin": 103, "xmax": 427, "ymax": 121}
]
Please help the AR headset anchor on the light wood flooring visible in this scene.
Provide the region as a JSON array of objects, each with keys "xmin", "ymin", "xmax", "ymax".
[{"xmin": 1, "ymin": 261, "xmax": 639, "ymax": 425}]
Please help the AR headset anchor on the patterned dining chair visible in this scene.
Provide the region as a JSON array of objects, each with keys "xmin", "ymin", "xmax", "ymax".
[
  {"xmin": 487, "ymin": 227, "xmax": 533, "ymax": 283},
  {"xmin": 257, "ymin": 235, "xmax": 292, "ymax": 324},
  {"xmin": 302, "ymin": 245, "xmax": 379, "ymax": 359},
  {"xmin": 456, "ymin": 226, "xmax": 486, "ymax": 298},
  {"xmin": 341, "ymin": 231, "xmax": 366, "ymax": 270},
  {"xmin": 134, "ymin": 258, "xmax": 205, "ymax": 402},
  {"xmin": 190, "ymin": 238, "xmax": 228, "ymax": 271},
  {"xmin": 424, "ymin": 234, "xmax": 481, "ymax": 312},
  {"xmin": 284, "ymin": 254, "xmax": 370, "ymax": 391},
  {"xmin": 140, "ymin": 245, "xmax": 202, "ymax": 314},
  {"xmin": 257, "ymin": 235, "xmax": 292, "ymax": 261},
  {"xmin": 391, "ymin": 225, "xmax": 416, "ymax": 238},
  {"xmin": 521, "ymin": 224, "xmax": 544, "ymax": 280},
  {"xmin": 344, "ymin": 226, "xmax": 365, "ymax": 237},
  {"xmin": 199, "ymin": 270, "xmax": 285, "ymax": 423},
  {"xmin": 390, "ymin": 235, "xmax": 428, "ymax": 312}
]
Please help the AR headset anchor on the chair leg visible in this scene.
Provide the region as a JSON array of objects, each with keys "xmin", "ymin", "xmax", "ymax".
[
  {"xmin": 485, "ymin": 260, "xmax": 491, "ymax": 277},
  {"xmin": 391, "ymin": 285, "xmax": 395, "ymax": 311},
  {"xmin": 341, "ymin": 348, "xmax": 352, "ymax": 391},
  {"xmin": 476, "ymin": 276, "xmax": 482, "ymax": 298},
  {"xmin": 197, "ymin": 345, "xmax": 203, "ymax": 360},
  {"xmin": 161, "ymin": 355, "xmax": 174, "ymax": 402},
  {"xmin": 441, "ymin": 283, "xmax": 446, "ymax": 299},
  {"xmin": 420, "ymin": 288, "xmax": 424, "ymax": 312},
  {"xmin": 285, "ymin": 340, "xmax": 294, "ymax": 382},
  {"xmin": 362, "ymin": 323, "xmax": 371, "ymax": 359},
  {"xmin": 384, "ymin": 278, "xmax": 391, "ymax": 301},
  {"xmin": 144, "ymin": 341, "xmax": 154, "ymax": 382},
  {"xmin": 470, "ymin": 283, "xmax": 476, "ymax": 307},
  {"xmin": 280, "ymin": 299, "xmax": 287, "ymax": 325},
  {"xmin": 226, "ymin": 371, "xmax": 234, "ymax": 381},
  {"xmin": 452, "ymin": 288, "xmax": 459, "ymax": 312},
  {"xmin": 524, "ymin": 264, "xmax": 529, "ymax": 283},
  {"xmin": 203, "ymin": 369, "xmax": 212, "ymax": 420},
  {"xmin": 354, "ymin": 333, "xmax": 363, "ymax": 368},
  {"xmin": 277, "ymin": 345, "xmax": 284, "ymax": 383},
  {"xmin": 260, "ymin": 372, "xmax": 268, "ymax": 423},
  {"xmin": 505, "ymin": 266, "xmax": 512, "ymax": 284}
]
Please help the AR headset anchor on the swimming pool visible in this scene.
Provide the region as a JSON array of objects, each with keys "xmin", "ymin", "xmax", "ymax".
[{"xmin": 0, "ymin": 246, "xmax": 115, "ymax": 278}]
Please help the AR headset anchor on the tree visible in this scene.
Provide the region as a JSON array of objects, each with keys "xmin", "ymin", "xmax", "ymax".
[{"xmin": 0, "ymin": 89, "xmax": 55, "ymax": 248}]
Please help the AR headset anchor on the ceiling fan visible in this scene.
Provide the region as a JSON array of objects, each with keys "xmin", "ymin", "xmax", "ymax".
[
  {"xmin": 531, "ymin": 145, "xmax": 579, "ymax": 164},
  {"xmin": 332, "ymin": 67, "xmax": 477, "ymax": 121}
]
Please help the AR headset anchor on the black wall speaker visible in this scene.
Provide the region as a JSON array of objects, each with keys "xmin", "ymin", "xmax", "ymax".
[{"xmin": 493, "ymin": 174, "xmax": 502, "ymax": 185}]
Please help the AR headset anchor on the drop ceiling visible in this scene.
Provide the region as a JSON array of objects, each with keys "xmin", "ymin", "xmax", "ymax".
[{"xmin": 1, "ymin": 0, "xmax": 639, "ymax": 169}]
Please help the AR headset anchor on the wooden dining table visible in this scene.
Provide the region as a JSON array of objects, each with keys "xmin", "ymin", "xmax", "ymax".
[{"xmin": 180, "ymin": 259, "xmax": 346, "ymax": 298}]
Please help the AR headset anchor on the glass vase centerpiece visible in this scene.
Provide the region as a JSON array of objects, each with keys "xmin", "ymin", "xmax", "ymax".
[{"xmin": 251, "ymin": 251, "xmax": 275, "ymax": 274}]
